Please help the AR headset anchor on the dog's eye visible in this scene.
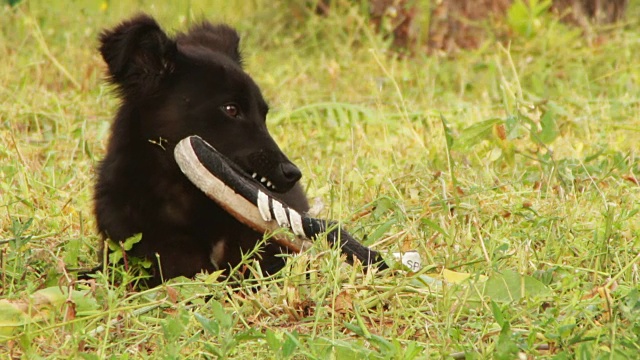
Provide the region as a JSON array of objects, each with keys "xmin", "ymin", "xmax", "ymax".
[{"xmin": 221, "ymin": 104, "xmax": 241, "ymax": 119}]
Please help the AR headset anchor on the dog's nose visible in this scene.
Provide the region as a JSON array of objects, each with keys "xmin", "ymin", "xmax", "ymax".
[{"xmin": 279, "ymin": 162, "xmax": 302, "ymax": 183}]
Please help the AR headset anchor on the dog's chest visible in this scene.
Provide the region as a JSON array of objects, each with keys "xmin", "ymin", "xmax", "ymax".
[{"xmin": 153, "ymin": 178, "xmax": 199, "ymax": 227}]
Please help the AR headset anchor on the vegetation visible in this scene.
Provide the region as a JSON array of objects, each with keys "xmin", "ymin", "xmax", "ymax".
[{"xmin": 1, "ymin": 1, "xmax": 639, "ymax": 358}]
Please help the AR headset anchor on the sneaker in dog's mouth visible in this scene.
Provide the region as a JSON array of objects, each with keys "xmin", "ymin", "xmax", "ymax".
[{"xmin": 250, "ymin": 172, "xmax": 277, "ymax": 191}]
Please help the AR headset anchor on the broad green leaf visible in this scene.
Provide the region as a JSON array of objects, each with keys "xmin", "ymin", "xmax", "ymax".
[
  {"xmin": 343, "ymin": 321, "xmax": 365, "ymax": 337},
  {"xmin": 488, "ymin": 147, "xmax": 503, "ymax": 162},
  {"xmin": 366, "ymin": 219, "xmax": 396, "ymax": 243},
  {"xmin": 442, "ymin": 269, "xmax": 484, "ymax": 284},
  {"xmin": 452, "ymin": 118, "xmax": 502, "ymax": 151},
  {"xmin": 108, "ymin": 234, "xmax": 143, "ymax": 265},
  {"xmin": 79, "ymin": 354, "xmax": 101, "ymax": 360},
  {"xmin": 507, "ymin": 0, "xmax": 533, "ymax": 37},
  {"xmin": 194, "ymin": 312, "xmax": 219, "ymax": 336},
  {"xmin": 371, "ymin": 197, "xmax": 396, "ymax": 218},
  {"xmin": 234, "ymin": 328, "xmax": 264, "ymax": 341},
  {"xmin": 507, "ymin": 0, "xmax": 551, "ymax": 38},
  {"xmin": 539, "ymin": 110, "xmax": 559, "ymax": 144},
  {"xmin": 282, "ymin": 333, "xmax": 299, "ymax": 358},
  {"xmin": 491, "ymin": 300, "xmax": 505, "ymax": 327},
  {"xmin": 265, "ymin": 329, "xmax": 280, "ymax": 352},
  {"xmin": 162, "ymin": 310, "xmax": 189, "ymax": 343},
  {"xmin": 495, "ymin": 320, "xmax": 520, "ymax": 360},
  {"xmin": 440, "ymin": 114, "xmax": 454, "ymax": 149},
  {"xmin": 210, "ymin": 299, "xmax": 233, "ymax": 329},
  {"xmin": 32, "ymin": 287, "xmax": 99, "ymax": 317},
  {"xmin": 0, "ymin": 300, "xmax": 29, "ymax": 337},
  {"xmin": 420, "ymin": 219, "xmax": 449, "ymax": 238},
  {"xmin": 122, "ymin": 233, "xmax": 143, "ymax": 251},
  {"xmin": 483, "ymin": 269, "xmax": 552, "ymax": 302},
  {"xmin": 0, "ymin": 287, "xmax": 99, "ymax": 338}
]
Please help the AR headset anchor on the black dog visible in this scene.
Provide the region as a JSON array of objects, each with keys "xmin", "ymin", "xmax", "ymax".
[{"xmin": 94, "ymin": 14, "xmax": 309, "ymax": 285}]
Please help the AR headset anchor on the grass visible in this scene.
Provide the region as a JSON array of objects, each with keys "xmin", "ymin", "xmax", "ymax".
[{"xmin": 1, "ymin": 0, "xmax": 639, "ymax": 358}]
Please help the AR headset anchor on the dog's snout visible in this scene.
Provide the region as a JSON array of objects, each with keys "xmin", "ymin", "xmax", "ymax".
[
  {"xmin": 245, "ymin": 150, "xmax": 302, "ymax": 192},
  {"xmin": 280, "ymin": 162, "xmax": 302, "ymax": 183}
]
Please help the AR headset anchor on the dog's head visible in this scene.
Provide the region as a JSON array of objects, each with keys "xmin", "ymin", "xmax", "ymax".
[{"xmin": 99, "ymin": 14, "xmax": 301, "ymax": 193}]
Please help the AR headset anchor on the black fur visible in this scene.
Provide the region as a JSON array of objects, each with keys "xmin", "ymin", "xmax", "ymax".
[{"xmin": 95, "ymin": 14, "xmax": 308, "ymax": 286}]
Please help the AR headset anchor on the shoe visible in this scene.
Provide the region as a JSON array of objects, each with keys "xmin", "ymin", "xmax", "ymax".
[{"xmin": 174, "ymin": 136, "xmax": 388, "ymax": 270}]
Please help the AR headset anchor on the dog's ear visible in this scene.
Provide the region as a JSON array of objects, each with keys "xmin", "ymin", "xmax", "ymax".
[
  {"xmin": 99, "ymin": 14, "xmax": 176, "ymax": 93},
  {"xmin": 177, "ymin": 22, "xmax": 242, "ymax": 65}
]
